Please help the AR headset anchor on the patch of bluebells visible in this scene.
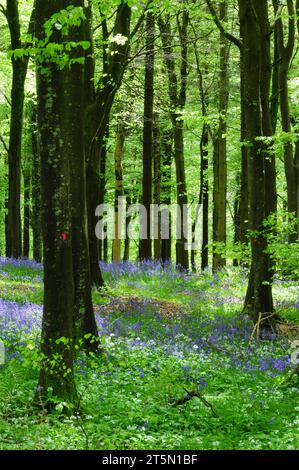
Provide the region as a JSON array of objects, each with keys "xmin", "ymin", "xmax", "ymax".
[
  {"xmin": 0, "ymin": 257, "xmax": 42, "ymax": 270},
  {"xmin": 0, "ymin": 294, "xmax": 292, "ymax": 377},
  {"xmin": 100, "ymin": 260, "xmax": 195, "ymax": 285},
  {"xmin": 0, "ymin": 298, "xmax": 42, "ymax": 357},
  {"xmin": 0, "ymin": 272, "xmax": 43, "ymax": 283},
  {"xmin": 95, "ymin": 304, "xmax": 291, "ymax": 377},
  {"xmin": 0, "ymin": 258, "xmax": 295, "ymax": 378}
]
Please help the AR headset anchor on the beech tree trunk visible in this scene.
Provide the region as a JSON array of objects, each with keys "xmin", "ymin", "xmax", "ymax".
[
  {"xmin": 212, "ymin": 1, "xmax": 229, "ymax": 272},
  {"xmin": 140, "ymin": 11, "xmax": 155, "ymax": 260},
  {"xmin": 5, "ymin": 0, "xmax": 31, "ymax": 258},
  {"xmin": 85, "ymin": 3, "xmax": 131, "ymax": 286},
  {"xmin": 239, "ymin": 0, "xmax": 275, "ymax": 323},
  {"xmin": 274, "ymin": 0, "xmax": 297, "ymax": 242},
  {"xmin": 153, "ymin": 114, "xmax": 162, "ymax": 260},
  {"xmin": 123, "ymin": 193, "xmax": 132, "ymax": 262},
  {"xmin": 36, "ymin": 0, "xmax": 77, "ymax": 407},
  {"xmin": 112, "ymin": 119, "xmax": 126, "ymax": 262},
  {"xmin": 191, "ymin": 47, "xmax": 209, "ymax": 272},
  {"xmin": 36, "ymin": 0, "xmax": 98, "ymax": 406},
  {"xmin": 98, "ymin": 127, "xmax": 108, "ymax": 262},
  {"xmin": 22, "ymin": 168, "xmax": 30, "ymax": 258},
  {"xmin": 30, "ymin": 103, "xmax": 42, "ymax": 262},
  {"xmin": 161, "ymin": 128, "xmax": 173, "ymax": 264},
  {"xmin": 158, "ymin": 11, "xmax": 189, "ymax": 270}
]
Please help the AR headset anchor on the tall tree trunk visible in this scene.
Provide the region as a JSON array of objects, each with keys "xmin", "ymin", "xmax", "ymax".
[
  {"xmin": 271, "ymin": 29, "xmax": 280, "ymax": 133},
  {"xmin": 161, "ymin": 128, "xmax": 172, "ymax": 264},
  {"xmin": 233, "ymin": 173, "xmax": 241, "ymax": 267},
  {"xmin": 274, "ymin": 0, "xmax": 297, "ymax": 242},
  {"xmin": 206, "ymin": 1, "xmax": 248, "ymax": 262},
  {"xmin": 140, "ymin": 11, "xmax": 155, "ymax": 260},
  {"xmin": 200, "ymin": 125, "xmax": 209, "ymax": 271},
  {"xmin": 153, "ymin": 114, "xmax": 162, "ymax": 260},
  {"xmin": 123, "ymin": 193, "xmax": 132, "ymax": 262},
  {"xmin": 30, "ymin": 104, "xmax": 42, "ymax": 262},
  {"xmin": 158, "ymin": 11, "xmax": 189, "ymax": 270},
  {"xmin": 67, "ymin": 23, "xmax": 98, "ymax": 350},
  {"xmin": 22, "ymin": 168, "xmax": 31, "ymax": 258},
  {"xmin": 239, "ymin": 0, "xmax": 275, "ymax": 323},
  {"xmin": 212, "ymin": 1, "xmax": 229, "ymax": 272},
  {"xmin": 239, "ymin": 63, "xmax": 249, "ymax": 246},
  {"xmin": 86, "ymin": 3, "xmax": 131, "ymax": 286},
  {"xmin": 36, "ymin": 0, "xmax": 77, "ymax": 407},
  {"xmin": 191, "ymin": 47, "xmax": 209, "ymax": 272},
  {"xmin": 256, "ymin": 1, "xmax": 277, "ymax": 284},
  {"xmin": 5, "ymin": 0, "xmax": 31, "ymax": 258},
  {"xmin": 98, "ymin": 127, "xmax": 108, "ymax": 263},
  {"xmin": 112, "ymin": 119, "xmax": 126, "ymax": 262}
]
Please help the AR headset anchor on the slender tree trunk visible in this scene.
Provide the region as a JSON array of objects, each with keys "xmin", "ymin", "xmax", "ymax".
[
  {"xmin": 161, "ymin": 128, "xmax": 173, "ymax": 264},
  {"xmin": 233, "ymin": 173, "xmax": 241, "ymax": 267},
  {"xmin": 30, "ymin": 104, "xmax": 42, "ymax": 262},
  {"xmin": 158, "ymin": 11, "xmax": 189, "ymax": 270},
  {"xmin": 192, "ymin": 45, "xmax": 209, "ymax": 271},
  {"xmin": 271, "ymin": 29, "xmax": 280, "ymax": 133},
  {"xmin": 296, "ymin": 0, "xmax": 299, "ymax": 240},
  {"xmin": 5, "ymin": 193, "xmax": 9, "ymax": 258},
  {"xmin": 123, "ymin": 193, "xmax": 132, "ymax": 262},
  {"xmin": 213, "ymin": 1, "xmax": 229, "ymax": 272},
  {"xmin": 239, "ymin": 63, "xmax": 249, "ymax": 246},
  {"xmin": 140, "ymin": 11, "xmax": 155, "ymax": 260},
  {"xmin": 153, "ymin": 114, "xmax": 162, "ymax": 260},
  {"xmin": 274, "ymin": 0, "xmax": 297, "ymax": 242},
  {"xmin": 256, "ymin": 1, "xmax": 277, "ymax": 285},
  {"xmin": 86, "ymin": 3, "xmax": 131, "ymax": 285},
  {"xmin": 5, "ymin": 0, "xmax": 30, "ymax": 258},
  {"xmin": 22, "ymin": 169, "xmax": 31, "ymax": 258},
  {"xmin": 98, "ymin": 127, "xmax": 108, "ymax": 262},
  {"xmin": 200, "ymin": 125, "xmax": 209, "ymax": 271},
  {"xmin": 112, "ymin": 119, "xmax": 126, "ymax": 262}
]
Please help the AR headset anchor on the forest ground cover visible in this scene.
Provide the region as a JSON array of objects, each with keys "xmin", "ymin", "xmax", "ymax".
[{"xmin": 0, "ymin": 258, "xmax": 298, "ymax": 450}]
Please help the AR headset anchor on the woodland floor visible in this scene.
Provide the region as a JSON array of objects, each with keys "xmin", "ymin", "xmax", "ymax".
[{"xmin": 0, "ymin": 258, "xmax": 298, "ymax": 450}]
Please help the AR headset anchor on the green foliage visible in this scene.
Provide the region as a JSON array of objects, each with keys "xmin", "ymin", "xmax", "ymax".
[{"xmin": 263, "ymin": 214, "xmax": 299, "ymax": 280}]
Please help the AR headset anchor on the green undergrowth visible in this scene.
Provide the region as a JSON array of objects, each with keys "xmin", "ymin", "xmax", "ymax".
[{"xmin": 0, "ymin": 260, "xmax": 298, "ymax": 450}]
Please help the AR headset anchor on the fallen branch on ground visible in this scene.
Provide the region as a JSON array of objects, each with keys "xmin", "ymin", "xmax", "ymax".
[{"xmin": 173, "ymin": 388, "xmax": 218, "ymax": 417}]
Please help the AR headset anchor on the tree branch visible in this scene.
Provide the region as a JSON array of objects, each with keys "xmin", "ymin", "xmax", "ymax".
[
  {"xmin": 270, "ymin": 2, "xmax": 284, "ymax": 31},
  {"xmin": 130, "ymin": 0, "xmax": 152, "ymax": 39},
  {"xmin": 0, "ymin": 134, "xmax": 9, "ymax": 154},
  {"xmin": 0, "ymin": 4, "xmax": 7, "ymax": 18},
  {"xmin": 205, "ymin": 0, "xmax": 243, "ymax": 51},
  {"xmin": 285, "ymin": 0, "xmax": 295, "ymax": 60}
]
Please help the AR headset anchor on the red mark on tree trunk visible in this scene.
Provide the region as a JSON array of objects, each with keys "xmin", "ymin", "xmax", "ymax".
[{"xmin": 60, "ymin": 231, "xmax": 68, "ymax": 241}]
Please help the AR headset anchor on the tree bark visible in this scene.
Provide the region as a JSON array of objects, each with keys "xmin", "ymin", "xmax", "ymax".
[
  {"xmin": 140, "ymin": 11, "xmax": 155, "ymax": 260},
  {"xmin": 191, "ymin": 46, "xmax": 209, "ymax": 272},
  {"xmin": 160, "ymin": 127, "xmax": 173, "ymax": 264},
  {"xmin": 5, "ymin": 0, "xmax": 32, "ymax": 258},
  {"xmin": 158, "ymin": 11, "xmax": 189, "ymax": 270},
  {"xmin": 30, "ymin": 103, "xmax": 42, "ymax": 262},
  {"xmin": 86, "ymin": 3, "xmax": 131, "ymax": 285},
  {"xmin": 22, "ymin": 168, "xmax": 31, "ymax": 258},
  {"xmin": 239, "ymin": 0, "xmax": 275, "ymax": 323},
  {"xmin": 112, "ymin": 119, "xmax": 126, "ymax": 262},
  {"xmin": 36, "ymin": 0, "xmax": 77, "ymax": 407},
  {"xmin": 123, "ymin": 193, "xmax": 132, "ymax": 262},
  {"xmin": 213, "ymin": 1, "xmax": 229, "ymax": 272},
  {"xmin": 274, "ymin": 0, "xmax": 297, "ymax": 242},
  {"xmin": 153, "ymin": 114, "xmax": 162, "ymax": 260}
]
